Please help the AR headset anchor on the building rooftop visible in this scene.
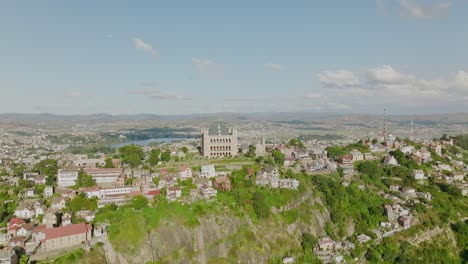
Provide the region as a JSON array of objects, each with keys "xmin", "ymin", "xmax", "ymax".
[{"xmin": 208, "ymin": 122, "xmax": 231, "ymax": 136}]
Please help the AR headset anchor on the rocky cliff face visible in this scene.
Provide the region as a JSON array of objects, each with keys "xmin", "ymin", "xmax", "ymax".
[{"xmin": 106, "ymin": 195, "xmax": 330, "ymax": 264}]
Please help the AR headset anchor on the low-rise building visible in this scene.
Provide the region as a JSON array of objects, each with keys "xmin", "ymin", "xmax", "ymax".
[
  {"xmin": 200, "ymin": 165, "xmax": 216, "ymax": 178},
  {"xmin": 57, "ymin": 170, "xmax": 79, "ymax": 187},
  {"xmin": 213, "ymin": 176, "xmax": 231, "ymax": 191},
  {"xmin": 166, "ymin": 187, "xmax": 182, "ymax": 202},
  {"xmin": 39, "ymin": 223, "xmax": 93, "ymax": 251},
  {"xmin": 179, "ymin": 166, "xmax": 192, "ymax": 180},
  {"xmin": 200, "ymin": 185, "xmax": 217, "ymax": 199},
  {"xmin": 84, "ymin": 168, "xmax": 123, "ymax": 185},
  {"xmin": 0, "ymin": 248, "xmax": 17, "ymax": 264}
]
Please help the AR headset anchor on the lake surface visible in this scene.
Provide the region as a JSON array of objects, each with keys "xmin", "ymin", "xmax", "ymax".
[{"xmin": 111, "ymin": 138, "xmax": 188, "ymax": 148}]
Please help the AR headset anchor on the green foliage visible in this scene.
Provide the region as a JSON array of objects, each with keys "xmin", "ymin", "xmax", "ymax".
[
  {"xmin": 181, "ymin": 146, "xmax": 189, "ymax": 154},
  {"xmin": 312, "ymin": 175, "xmax": 387, "ymax": 236},
  {"xmin": 160, "ymin": 150, "xmax": 171, "ymax": 162},
  {"xmin": 454, "ymin": 134, "xmax": 468, "ymax": 151},
  {"xmin": 280, "ymin": 209, "xmax": 299, "ymax": 224},
  {"xmin": 11, "ymin": 163, "xmax": 26, "ymax": 176},
  {"xmin": 148, "ymin": 148, "xmax": 160, "ymax": 166},
  {"xmin": 119, "ymin": 145, "xmax": 145, "ymax": 168},
  {"xmin": 271, "ymin": 149, "xmax": 284, "ymax": 166},
  {"xmin": 326, "ymin": 141, "xmax": 370, "ymax": 160},
  {"xmin": 287, "ymin": 138, "xmax": 305, "ymax": 149},
  {"xmin": 244, "ymin": 145, "xmax": 256, "ymax": 158},
  {"xmin": 18, "ymin": 179, "xmax": 34, "ymax": 190},
  {"xmin": 103, "ymin": 157, "xmax": 115, "ymax": 168},
  {"xmin": 130, "ymin": 195, "xmax": 148, "ymax": 210},
  {"xmin": 33, "ymin": 159, "xmax": 58, "ymax": 177},
  {"xmin": 252, "ymin": 192, "xmax": 270, "ymax": 219},
  {"xmin": 356, "ymin": 161, "xmax": 383, "ymax": 180},
  {"xmin": 66, "ymin": 193, "xmax": 97, "ymax": 213},
  {"xmin": 75, "ymin": 171, "xmax": 96, "ymax": 188},
  {"xmin": 451, "ymin": 220, "xmax": 468, "ymax": 261},
  {"xmin": 301, "ymin": 233, "xmax": 317, "ymax": 252}
]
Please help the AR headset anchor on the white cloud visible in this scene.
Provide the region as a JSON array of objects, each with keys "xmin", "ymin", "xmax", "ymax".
[
  {"xmin": 313, "ymin": 65, "xmax": 468, "ymax": 113},
  {"xmin": 265, "ymin": 63, "xmax": 283, "ymax": 72},
  {"xmin": 129, "ymin": 89, "xmax": 188, "ymax": 100},
  {"xmin": 133, "ymin": 38, "xmax": 158, "ymax": 57},
  {"xmin": 399, "ymin": 0, "xmax": 452, "ymax": 19},
  {"xmin": 367, "ymin": 65, "xmax": 410, "ymax": 84},
  {"xmin": 317, "ymin": 70, "xmax": 360, "ymax": 88}
]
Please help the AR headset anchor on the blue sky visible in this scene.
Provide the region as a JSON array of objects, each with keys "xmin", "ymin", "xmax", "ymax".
[{"xmin": 1, "ymin": 0, "xmax": 467, "ymax": 115}]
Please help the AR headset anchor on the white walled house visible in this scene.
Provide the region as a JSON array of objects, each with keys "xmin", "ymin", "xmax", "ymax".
[
  {"xmin": 200, "ymin": 165, "xmax": 216, "ymax": 178},
  {"xmin": 57, "ymin": 170, "xmax": 79, "ymax": 187}
]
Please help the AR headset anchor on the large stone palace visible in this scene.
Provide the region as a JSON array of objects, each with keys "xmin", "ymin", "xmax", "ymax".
[{"xmin": 201, "ymin": 123, "xmax": 238, "ymax": 157}]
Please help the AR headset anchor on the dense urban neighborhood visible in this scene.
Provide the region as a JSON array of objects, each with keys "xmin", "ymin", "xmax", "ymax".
[{"xmin": 0, "ymin": 119, "xmax": 466, "ymax": 264}]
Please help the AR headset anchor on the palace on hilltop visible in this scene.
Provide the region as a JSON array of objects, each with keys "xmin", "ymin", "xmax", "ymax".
[{"xmin": 201, "ymin": 123, "xmax": 238, "ymax": 157}]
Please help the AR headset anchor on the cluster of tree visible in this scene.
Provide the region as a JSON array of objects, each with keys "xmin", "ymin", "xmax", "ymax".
[
  {"xmin": 311, "ymin": 175, "xmax": 386, "ymax": 237},
  {"xmin": 326, "ymin": 141, "xmax": 370, "ymax": 160},
  {"xmin": 244, "ymin": 145, "xmax": 256, "ymax": 158},
  {"xmin": 75, "ymin": 171, "xmax": 96, "ymax": 188},
  {"xmin": 252, "ymin": 192, "xmax": 270, "ymax": 219},
  {"xmin": 299, "ymin": 233, "xmax": 321, "ymax": 263},
  {"xmin": 287, "ymin": 138, "xmax": 305, "ymax": 149},
  {"xmin": 103, "ymin": 157, "xmax": 115, "ymax": 168},
  {"xmin": 271, "ymin": 149, "xmax": 285, "ymax": 166},
  {"xmin": 33, "ymin": 159, "xmax": 58, "ymax": 185},
  {"xmin": 451, "ymin": 220, "xmax": 468, "ymax": 261},
  {"xmin": 119, "ymin": 145, "xmax": 145, "ymax": 168},
  {"xmin": 67, "ymin": 193, "xmax": 97, "ymax": 213},
  {"xmin": 454, "ymin": 134, "xmax": 468, "ymax": 151}
]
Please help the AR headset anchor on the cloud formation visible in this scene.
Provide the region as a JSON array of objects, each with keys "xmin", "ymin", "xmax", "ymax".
[
  {"xmin": 317, "ymin": 70, "xmax": 360, "ymax": 88},
  {"xmin": 399, "ymin": 0, "xmax": 452, "ymax": 19},
  {"xmin": 311, "ymin": 65, "xmax": 468, "ymax": 112},
  {"xmin": 265, "ymin": 63, "xmax": 283, "ymax": 71},
  {"xmin": 133, "ymin": 38, "xmax": 158, "ymax": 57}
]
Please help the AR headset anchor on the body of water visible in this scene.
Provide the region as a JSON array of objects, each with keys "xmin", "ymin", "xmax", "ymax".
[{"xmin": 111, "ymin": 138, "xmax": 188, "ymax": 148}]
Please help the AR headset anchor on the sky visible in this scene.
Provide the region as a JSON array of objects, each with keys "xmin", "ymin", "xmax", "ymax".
[{"xmin": 1, "ymin": 0, "xmax": 468, "ymax": 115}]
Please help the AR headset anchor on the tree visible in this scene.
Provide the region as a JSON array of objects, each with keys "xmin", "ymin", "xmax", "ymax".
[
  {"xmin": 326, "ymin": 146, "xmax": 346, "ymax": 160},
  {"xmin": 33, "ymin": 159, "xmax": 58, "ymax": 178},
  {"xmin": 75, "ymin": 171, "xmax": 95, "ymax": 188},
  {"xmin": 390, "ymin": 149, "xmax": 408, "ymax": 166},
  {"xmin": 301, "ymin": 233, "xmax": 318, "ymax": 251},
  {"xmin": 288, "ymin": 138, "xmax": 305, "ymax": 149},
  {"xmin": 245, "ymin": 145, "xmax": 256, "ymax": 158},
  {"xmin": 67, "ymin": 193, "xmax": 97, "ymax": 213},
  {"xmin": 103, "ymin": 157, "xmax": 115, "ymax": 168},
  {"xmin": 126, "ymin": 153, "xmax": 142, "ymax": 168},
  {"xmin": 160, "ymin": 151, "xmax": 171, "ymax": 162},
  {"xmin": 357, "ymin": 161, "xmax": 383, "ymax": 180},
  {"xmin": 131, "ymin": 195, "xmax": 148, "ymax": 210},
  {"xmin": 252, "ymin": 192, "xmax": 270, "ymax": 219},
  {"xmin": 271, "ymin": 149, "xmax": 284, "ymax": 166},
  {"xmin": 119, "ymin": 145, "xmax": 145, "ymax": 167},
  {"xmin": 181, "ymin": 147, "xmax": 189, "ymax": 154},
  {"xmin": 148, "ymin": 149, "xmax": 160, "ymax": 166}
]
